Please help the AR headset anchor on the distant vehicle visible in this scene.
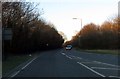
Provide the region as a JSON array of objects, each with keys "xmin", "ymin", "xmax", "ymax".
[{"xmin": 65, "ymin": 45, "xmax": 72, "ymax": 50}]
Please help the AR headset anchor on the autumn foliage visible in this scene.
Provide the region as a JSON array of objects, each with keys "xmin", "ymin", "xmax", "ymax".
[
  {"xmin": 68, "ymin": 17, "xmax": 120, "ymax": 49},
  {"xmin": 2, "ymin": 2, "xmax": 64, "ymax": 56}
]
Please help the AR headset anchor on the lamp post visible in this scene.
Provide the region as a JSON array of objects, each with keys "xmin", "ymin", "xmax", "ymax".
[
  {"xmin": 72, "ymin": 18, "xmax": 82, "ymax": 29},
  {"xmin": 72, "ymin": 18, "xmax": 82, "ymax": 47}
]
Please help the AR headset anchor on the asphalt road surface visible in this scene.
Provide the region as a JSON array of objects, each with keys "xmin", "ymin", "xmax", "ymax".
[{"xmin": 5, "ymin": 48, "xmax": 120, "ymax": 78}]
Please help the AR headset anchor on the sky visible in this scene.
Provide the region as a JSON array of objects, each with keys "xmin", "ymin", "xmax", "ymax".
[{"xmin": 26, "ymin": 0, "xmax": 119, "ymax": 41}]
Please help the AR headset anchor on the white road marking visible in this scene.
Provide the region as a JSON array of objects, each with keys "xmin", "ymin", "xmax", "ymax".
[
  {"xmin": 109, "ymin": 76, "xmax": 120, "ymax": 78},
  {"xmin": 21, "ymin": 57, "xmax": 37, "ymax": 70},
  {"xmin": 80, "ymin": 62, "xmax": 96, "ymax": 64},
  {"xmin": 69, "ymin": 55, "xmax": 82, "ymax": 59},
  {"xmin": 93, "ymin": 61, "xmax": 120, "ymax": 68},
  {"xmin": 11, "ymin": 71, "xmax": 20, "ymax": 77},
  {"xmin": 61, "ymin": 52, "xmax": 72, "ymax": 59},
  {"xmin": 68, "ymin": 57, "xmax": 72, "ymax": 59},
  {"xmin": 77, "ymin": 62, "xmax": 105, "ymax": 77},
  {"xmin": 91, "ymin": 67, "xmax": 120, "ymax": 70},
  {"xmin": 61, "ymin": 53, "xmax": 65, "ymax": 55},
  {"xmin": 10, "ymin": 57, "xmax": 38, "ymax": 77},
  {"xmin": 77, "ymin": 57, "xmax": 82, "ymax": 59},
  {"xmin": 65, "ymin": 55, "xmax": 72, "ymax": 59}
]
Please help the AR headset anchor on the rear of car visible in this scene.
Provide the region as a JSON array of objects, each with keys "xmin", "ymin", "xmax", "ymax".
[{"xmin": 65, "ymin": 45, "xmax": 72, "ymax": 50}]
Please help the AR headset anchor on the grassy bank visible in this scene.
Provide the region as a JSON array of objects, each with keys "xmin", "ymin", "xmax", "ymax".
[
  {"xmin": 2, "ymin": 54, "xmax": 34, "ymax": 75},
  {"xmin": 76, "ymin": 48, "xmax": 120, "ymax": 55}
]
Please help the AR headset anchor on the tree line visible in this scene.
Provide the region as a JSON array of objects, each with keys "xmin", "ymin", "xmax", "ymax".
[
  {"xmin": 65, "ymin": 17, "xmax": 120, "ymax": 49},
  {"xmin": 2, "ymin": 2, "xmax": 64, "ymax": 57}
]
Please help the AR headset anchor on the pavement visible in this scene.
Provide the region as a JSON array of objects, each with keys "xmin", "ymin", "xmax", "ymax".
[{"xmin": 2, "ymin": 48, "xmax": 120, "ymax": 78}]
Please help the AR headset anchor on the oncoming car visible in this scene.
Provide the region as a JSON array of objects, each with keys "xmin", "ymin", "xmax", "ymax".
[{"xmin": 65, "ymin": 45, "xmax": 72, "ymax": 50}]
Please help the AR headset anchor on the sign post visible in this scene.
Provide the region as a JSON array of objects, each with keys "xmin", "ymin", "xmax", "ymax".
[
  {"xmin": 2, "ymin": 28, "xmax": 12, "ymax": 40},
  {"xmin": 2, "ymin": 28, "xmax": 12, "ymax": 61}
]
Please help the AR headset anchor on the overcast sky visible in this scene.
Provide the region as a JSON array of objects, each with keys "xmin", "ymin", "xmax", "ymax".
[{"xmin": 26, "ymin": 0, "xmax": 119, "ymax": 40}]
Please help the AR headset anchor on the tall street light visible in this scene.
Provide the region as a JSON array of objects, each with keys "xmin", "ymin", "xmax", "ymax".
[
  {"xmin": 72, "ymin": 18, "xmax": 82, "ymax": 47},
  {"xmin": 72, "ymin": 18, "xmax": 82, "ymax": 29}
]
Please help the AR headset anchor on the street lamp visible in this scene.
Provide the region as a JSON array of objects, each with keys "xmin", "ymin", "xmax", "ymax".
[
  {"xmin": 72, "ymin": 18, "xmax": 82, "ymax": 47},
  {"xmin": 72, "ymin": 18, "xmax": 82, "ymax": 29}
]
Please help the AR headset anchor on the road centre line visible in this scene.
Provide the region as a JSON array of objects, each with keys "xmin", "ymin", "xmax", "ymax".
[
  {"xmin": 91, "ymin": 67, "xmax": 120, "ymax": 70},
  {"xmin": 65, "ymin": 55, "xmax": 72, "ymax": 59},
  {"xmin": 77, "ymin": 62, "xmax": 105, "ymax": 77},
  {"xmin": 61, "ymin": 53, "xmax": 65, "ymax": 55},
  {"xmin": 10, "ymin": 56, "xmax": 38, "ymax": 77},
  {"xmin": 68, "ymin": 55, "xmax": 83, "ymax": 59},
  {"xmin": 77, "ymin": 57, "xmax": 82, "ymax": 59},
  {"xmin": 61, "ymin": 52, "xmax": 72, "ymax": 59}
]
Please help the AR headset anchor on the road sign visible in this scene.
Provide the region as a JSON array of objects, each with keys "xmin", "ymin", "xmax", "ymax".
[{"xmin": 2, "ymin": 28, "xmax": 12, "ymax": 40}]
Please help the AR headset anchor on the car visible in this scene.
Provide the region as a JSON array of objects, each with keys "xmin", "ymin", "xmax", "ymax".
[{"xmin": 65, "ymin": 45, "xmax": 72, "ymax": 50}]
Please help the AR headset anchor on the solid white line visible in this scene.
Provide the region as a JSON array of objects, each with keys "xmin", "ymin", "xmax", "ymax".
[
  {"xmin": 11, "ymin": 57, "xmax": 38, "ymax": 77},
  {"xmin": 77, "ymin": 62, "xmax": 105, "ymax": 77},
  {"xmin": 109, "ymin": 76, "xmax": 120, "ymax": 78},
  {"xmin": 93, "ymin": 61, "xmax": 120, "ymax": 68},
  {"xmin": 11, "ymin": 71, "xmax": 20, "ymax": 77},
  {"xmin": 21, "ymin": 57, "xmax": 37, "ymax": 70},
  {"xmin": 91, "ymin": 67, "xmax": 120, "ymax": 70}
]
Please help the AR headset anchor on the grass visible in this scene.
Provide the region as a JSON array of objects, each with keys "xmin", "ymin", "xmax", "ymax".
[
  {"xmin": 76, "ymin": 48, "xmax": 120, "ymax": 55},
  {"xmin": 2, "ymin": 54, "xmax": 33, "ymax": 75}
]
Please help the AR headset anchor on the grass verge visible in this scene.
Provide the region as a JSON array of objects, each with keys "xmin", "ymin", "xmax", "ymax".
[
  {"xmin": 2, "ymin": 54, "xmax": 34, "ymax": 75},
  {"xmin": 76, "ymin": 48, "xmax": 120, "ymax": 55}
]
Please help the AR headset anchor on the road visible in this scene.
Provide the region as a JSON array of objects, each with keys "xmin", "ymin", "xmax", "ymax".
[{"xmin": 5, "ymin": 48, "xmax": 120, "ymax": 78}]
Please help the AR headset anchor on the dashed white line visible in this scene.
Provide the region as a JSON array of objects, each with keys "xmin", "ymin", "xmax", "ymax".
[
  {"xmin": 91, "ymin": 67, "xmax": 120, "ymax": 70},
  {"xmin": 61, "ymin": 52, "xmax": 72, "ymax": 59},
  {"xmin": 69, "ymin": 55, "xmax": 82, "ymax": 59},
  {"xmin": 77, "ymin": 57, "xmax": 82, "ymax": 59},
  {"xmin": 65, "ymin": 55, "xmax": 72, "ymax": 59},
  {"xmin": 77, "ymin": 62, "xmax": 106, "ymax": 77},
  {"xmin": 61, "ymin": 53, "xmax": 65, "ymax": 55}
]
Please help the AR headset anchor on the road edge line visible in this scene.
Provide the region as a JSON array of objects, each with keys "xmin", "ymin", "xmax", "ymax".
[{"xmin": 10, "ymin": 56, "xmax": 38, "ymax": 77}]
